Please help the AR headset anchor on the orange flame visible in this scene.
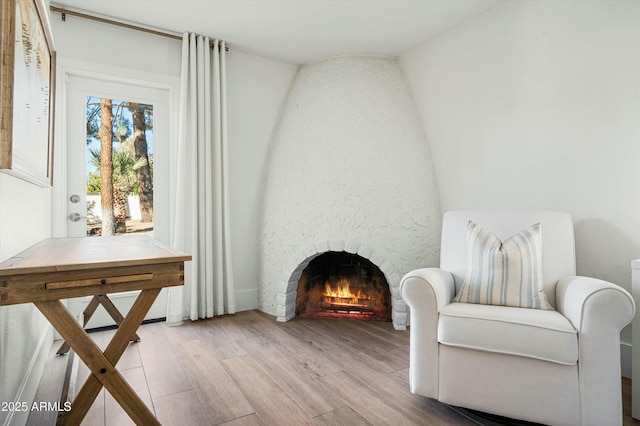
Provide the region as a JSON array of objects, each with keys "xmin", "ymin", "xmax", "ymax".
[{"xmin": 324, "ymin": 278, "xmax": 369, "ymax": 302}]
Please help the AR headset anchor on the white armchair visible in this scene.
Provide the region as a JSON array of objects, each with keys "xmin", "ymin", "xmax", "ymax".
[{"xmin": 400, "ymin": 210, "xmax": 635, "ymax": 426}]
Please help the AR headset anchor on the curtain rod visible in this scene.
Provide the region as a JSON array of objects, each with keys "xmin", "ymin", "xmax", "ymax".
[{"xmin": 49, "ymin": 6, "xmax": 229, "ymax": 51}]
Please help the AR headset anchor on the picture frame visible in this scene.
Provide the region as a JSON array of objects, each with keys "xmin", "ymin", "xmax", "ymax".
[{"xmin": 0, "ymin": 0, "xmax": 56, "ymax": 187}]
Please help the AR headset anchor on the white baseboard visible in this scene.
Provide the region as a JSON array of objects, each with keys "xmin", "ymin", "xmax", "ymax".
[
  {"xmin": 2, "ymin": 325, "xmax": 53, "ymax": 426},
  {"xmin": 235, "ymin": 288, "xmax": 259, "ymax": 312}
]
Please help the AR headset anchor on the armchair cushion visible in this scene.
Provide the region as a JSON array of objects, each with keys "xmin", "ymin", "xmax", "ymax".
[
  {"xmin": 438, "ymin": 302, "xmax": 578, "ymax": 365},
  {"xmin": 454, "ymin": 221, "xmax": 553, "ymax": 310}
]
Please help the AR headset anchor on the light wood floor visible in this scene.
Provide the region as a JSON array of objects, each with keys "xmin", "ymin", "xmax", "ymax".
[{"xmin": 30, "ymin": 310, "xmax": 640, "ymax": 425}]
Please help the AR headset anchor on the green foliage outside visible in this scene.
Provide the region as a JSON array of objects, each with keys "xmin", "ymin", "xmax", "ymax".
[
  {"xmin": 84, "ymin": 98, "xmax": 154, "ymax": 195},
  {"xmin": 86, "ymin": 146, "xmax": 152, "ymax": 195}
]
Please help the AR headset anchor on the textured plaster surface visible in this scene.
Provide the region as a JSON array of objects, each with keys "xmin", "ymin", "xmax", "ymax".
[{"xmin": 259, "ymin": 56, "xmax": 441, "ymax": 328}]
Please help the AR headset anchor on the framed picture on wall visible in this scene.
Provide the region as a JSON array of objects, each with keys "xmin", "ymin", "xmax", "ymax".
[{"xmin": 0, "ymin": 0, "xmax": 56, "ymax": 187}]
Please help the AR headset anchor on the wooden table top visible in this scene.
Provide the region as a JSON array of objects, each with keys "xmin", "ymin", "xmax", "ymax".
[{"xmin": 0, "ymin": 236, "xmax": 192, "ymax": 276}]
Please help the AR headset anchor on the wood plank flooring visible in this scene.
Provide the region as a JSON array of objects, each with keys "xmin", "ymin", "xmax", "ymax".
[{"xmin": 30, "ymin": 310, "xmax": 640, "ymax": 425}]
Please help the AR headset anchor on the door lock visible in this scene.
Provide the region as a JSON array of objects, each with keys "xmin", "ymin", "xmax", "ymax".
[{"xmin": 68, "ymin": 212, "xmax": 87, "ymax": 222}]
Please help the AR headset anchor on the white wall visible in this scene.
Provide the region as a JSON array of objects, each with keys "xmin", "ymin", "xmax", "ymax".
[
  {"xmin": 0, "ymin": 175, "xmax": 52, "ymax": 426},
  {"xmin": 401, "ymin": 0, "xmax": 640, "ymax": 294},
  {"xmin": 50, "ymin": 12, "xmax": 297, "ymax": 312},
  {"xmin": 226, "ymin": 51, "xmax": 298, "ymax": 309}
]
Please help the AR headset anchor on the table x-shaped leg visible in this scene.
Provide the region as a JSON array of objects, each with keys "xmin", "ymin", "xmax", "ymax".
[
  {"xmin": 57, "ymin": 294, "xmax": 141, "ymax": 355},
  {"xmin": 35, "ymin": 288, "xmax": 162, "ymax": 426}
]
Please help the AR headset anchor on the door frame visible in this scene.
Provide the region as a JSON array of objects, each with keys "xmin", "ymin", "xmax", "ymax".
[{"xmin": 51, "ymin": 57, "xmax": 179, "ymax": 325}]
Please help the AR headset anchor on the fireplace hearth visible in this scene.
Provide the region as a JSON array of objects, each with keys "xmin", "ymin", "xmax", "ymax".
[{"xmin": 296, "ymin": 251, "xmax": 391, "ymax": 321}]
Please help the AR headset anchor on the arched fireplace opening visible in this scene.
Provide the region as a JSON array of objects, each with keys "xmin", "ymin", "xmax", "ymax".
[{"xmin": 296, "ymin": 251, "xmax": 391, "ymax": 321}]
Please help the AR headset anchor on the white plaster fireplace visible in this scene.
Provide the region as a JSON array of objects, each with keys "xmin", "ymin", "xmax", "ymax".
[{"xmin": 258, "ymin": 56, "xmax": 441, "ymax": 330}]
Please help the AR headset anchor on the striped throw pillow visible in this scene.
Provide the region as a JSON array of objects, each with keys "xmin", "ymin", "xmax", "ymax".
[{"xmin": 454, "ymin": 220, "xmax": 553, "ymax": 310}]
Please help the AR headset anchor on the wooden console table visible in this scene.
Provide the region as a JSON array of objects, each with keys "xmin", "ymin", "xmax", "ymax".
[{"xmin": 0, "ymin": 236, "xmax": 191, "ymax": 425}]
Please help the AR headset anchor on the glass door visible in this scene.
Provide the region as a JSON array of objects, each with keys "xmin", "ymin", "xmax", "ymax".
[{"xmin": 65, "ymin": 74, "xmax": 170, "ymax": 327}]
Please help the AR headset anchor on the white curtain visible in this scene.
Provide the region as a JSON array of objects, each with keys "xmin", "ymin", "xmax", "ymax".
[{"xmin": 167, "ymin": 33, "xmax": 236, "ymax": 322}]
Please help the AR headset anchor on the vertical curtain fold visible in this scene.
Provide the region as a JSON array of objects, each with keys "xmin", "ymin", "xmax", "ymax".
[{"xmin": 167, "ymin": 33, "xmax": 235, "ymax": 323}]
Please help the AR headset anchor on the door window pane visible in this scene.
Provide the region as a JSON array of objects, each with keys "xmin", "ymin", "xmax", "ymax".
[{"xmin": 85, "ymin": 97, "xmax": 154, "ymax": 237}]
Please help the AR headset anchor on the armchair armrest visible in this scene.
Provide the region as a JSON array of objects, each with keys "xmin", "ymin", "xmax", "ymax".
[
  {"xmin": 400, "ymin": 268, "xmax": 456, "ymax": 312},
  {"xmin": 400, "ymin": 268, "xmax": 455, "ymax": 398},
  {"xmin": 556, "ymin": 276, "xmax": 635, "ymax": 331},
  {"xmin": 556, "ymin": 276, "xmax": 635, "ymax": 425}
]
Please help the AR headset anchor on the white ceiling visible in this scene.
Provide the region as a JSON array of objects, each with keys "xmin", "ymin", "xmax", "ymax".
[{"xmin": 51, "ymin": 0, "xmax": 506, "ymax": 65}]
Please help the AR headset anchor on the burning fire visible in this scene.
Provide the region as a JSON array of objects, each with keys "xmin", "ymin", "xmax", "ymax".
[
  {"xmin": 296, "ymin": 255, "xmax": 391, "ymax": 320},
  {"xmin": 324, "ymin": 278, "xmax": 369, "ymax": 303}
]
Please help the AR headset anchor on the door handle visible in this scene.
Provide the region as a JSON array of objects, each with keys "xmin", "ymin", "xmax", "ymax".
[{"xmin": 68, "ymin": 212, "xmax": 87, "ymax": 222}]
